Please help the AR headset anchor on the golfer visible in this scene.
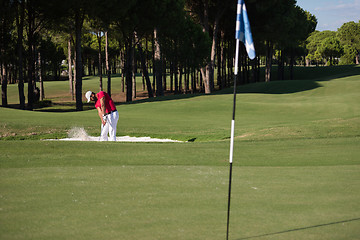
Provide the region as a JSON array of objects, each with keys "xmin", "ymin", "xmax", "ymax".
[{"xmin": 85, "ymin": 90, "xmax": 119, "ymax": 141}]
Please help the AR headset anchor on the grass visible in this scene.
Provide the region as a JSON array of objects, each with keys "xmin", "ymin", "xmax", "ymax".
[
  {"xmin": 0, "ymin": 65, "xmax": 360, "ymax": 239},
  {"xmin": 1, "ymin": 165, "xmax": 358, "ymax": 240}
]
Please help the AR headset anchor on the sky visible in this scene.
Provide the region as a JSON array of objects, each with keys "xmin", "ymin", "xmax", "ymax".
[{"xmin": 296, "ymin": 0, "xmax": 360, "ymax": 31}]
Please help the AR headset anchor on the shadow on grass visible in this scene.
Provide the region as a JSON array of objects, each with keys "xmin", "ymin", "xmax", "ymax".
[
  {"xmin": 5, "ymin": 65, "xmax": 359, "ymax": 110},
  {"xmin": 289, "ymin": 64, "xmax": 360, "ymax": 81},
  {"xmin": 121, "ymin": 79, "xmax": 323, "ymax": 106},
  {"xmin": 3, "ymin": 102, "xmax": 94, "ymax": 113},
  {"xmin": 217, "ymin": 80, "xmax": 323, "ymax": 95},
  {"xmin": 23, "ymin": 79, "xmax": 328, "ymax": 110},
  {"xmin": 125, "ymin": 64, "xmax": 359, "ymax": 104},
  {"xmin": 236, "ymin": 217, "xmax": 360, "ymax": 240}
]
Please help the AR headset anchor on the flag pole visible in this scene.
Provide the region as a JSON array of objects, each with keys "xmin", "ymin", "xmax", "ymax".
[
  {"xmin": 226, "ymin": 38, "xmax": 240, "ymax": 240},
  {"xmin": 227, "ymin": 0, "xmax": 255, "ymax": 238}
]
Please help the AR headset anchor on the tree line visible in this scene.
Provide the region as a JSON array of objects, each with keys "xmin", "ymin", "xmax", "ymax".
[
  {"xmin": 3, "ymin": 0, "xmax": 355, "ymax": 111},
  {"xmin": 306, "ymin": 21, "xmax": 360, "ymax": 66}
]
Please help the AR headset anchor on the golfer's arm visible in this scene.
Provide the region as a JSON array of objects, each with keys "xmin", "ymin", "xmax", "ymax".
[
  {"xmin": 99, "ymin": 96, "xmax": 106, "ymax": 116},
  {"xmin": 96, "ymin": 107, "xmax": 103, "ymax": 121}
]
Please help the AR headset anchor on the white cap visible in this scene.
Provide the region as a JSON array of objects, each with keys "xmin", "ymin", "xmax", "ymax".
[{"xmin": 85, "ymin": 91, "xmax": 93, "ymax": 103}]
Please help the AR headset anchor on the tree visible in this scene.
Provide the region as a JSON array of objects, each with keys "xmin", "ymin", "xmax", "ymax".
[
  {"xmin": 52, "ymin": 0, "xmax": 100, "ymax": 110},
  {"xmin": 16, "ymin": 0, "xmax": 26, "ymax": 109},
  {"xmin": 74, "ymin": 7, "xmax": 85, "ymax": 110},
  {"xmin": 284, "ymin": 6, "xmax": 317, "ymax": 79},
  {"xmin": 160, "ymin": 13, "xmax": 211, "ymax": 93},
  {"xmin": 318, "ymin": 35, "xmax": 343, "ymax": 66},
  {"xmin": 0, "ymin": 0, "xmax": 15, "ymax": 107},
  {"xmin": 246, "ymin": 0, "xmax": 297, "ymax": 82},
  {"xmin": 303, "ymin": 10, "xmax": 318, "ymax": 66},
  {"xmin": 105, "ymin": 31, "xmax": 111, "ymax": 96},
  {"xmin": 25, "ymin": 0, "xmax": 37, "ymax": 109},
  {"xmin": 148, "ymin": 0, "xmax": 189, "ymax": 97},
  {"xmin": 340, "ymin": 44, "xmax": 358, "ymax": 65},
  {"xmin": 153, "ymin": 28, "xmax": 163, "ymax": 96},
  {"xmin": 87, "ymin": 6, "xmax": 114, "ymax": 94},
  {"xmin": 1, "ymin": 0, "xmax": 330, "ymax": 108},
  {"xmin": 40, "ymin": 0, "xmax": 108, "ymax": 110},
  {"xmin": 135, "ymin": 33, "xmax": 154, "ymax": 98},
  {"xmin": 186, "ymin": 0, "xmax": 232, "ymax": 93},
  {"xmin": 337, "ymin": 21, "xmax": 360, "ymax": 64},
  {"xmin": 306, "ymin": 31, "xmax": 334, "ymax": 66}
]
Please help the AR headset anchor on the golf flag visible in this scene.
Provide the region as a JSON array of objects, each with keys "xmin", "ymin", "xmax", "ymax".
[
  {"xmin": 235, "ymin": 0, "xmax": 255, "ymax": 60},
  {"xmin": 227, "ymin": 1, "xmax": 256, "ymax": 239}
]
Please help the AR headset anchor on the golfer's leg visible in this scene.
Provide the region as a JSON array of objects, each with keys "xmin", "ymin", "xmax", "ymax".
[
  {"xmin": 100, "ymin": 123, "xmax": 109, "ymax": 141},
  {"xmin": 109, "ymin": 111, "xmax": 119, "ymax": 141},
  {"xmin": 108, "ymin": 115, "xmax": 115, "ymax": 141}
]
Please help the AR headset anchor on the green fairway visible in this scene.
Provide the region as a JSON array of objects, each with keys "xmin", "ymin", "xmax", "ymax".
[
  {"xmin": 1, "ymin": 165, "xmax": 359, "ymax": 240},
  {"xmin": 1, "ymin": 65, "xmax": 360, "ymax": 239}
]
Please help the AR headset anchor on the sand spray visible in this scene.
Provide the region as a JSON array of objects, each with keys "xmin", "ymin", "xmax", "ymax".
[{"xmin": 67, "ymin": 127, "xmax": 91, "ymax": 141}]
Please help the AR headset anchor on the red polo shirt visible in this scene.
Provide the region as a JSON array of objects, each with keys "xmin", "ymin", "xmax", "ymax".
[{"xmin": 95, "ymin": 91, "xmax": 116, "ymax": 113}]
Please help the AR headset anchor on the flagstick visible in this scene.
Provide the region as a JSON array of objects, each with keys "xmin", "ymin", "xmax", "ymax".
[{"xmin": 227, "ymin": 39, "xmax": 240, "ymax": 240}]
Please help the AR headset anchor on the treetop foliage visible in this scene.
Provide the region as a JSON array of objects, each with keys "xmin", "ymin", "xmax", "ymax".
[{"xmin": 306, "ymin": 21, "xmax": 360, "ymax": 65}]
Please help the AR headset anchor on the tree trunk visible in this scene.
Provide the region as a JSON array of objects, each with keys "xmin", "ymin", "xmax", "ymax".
[
  {"xmin": 174, "ymin": 59, "xmax": 178, "ymax": 94},
  {"xmin": 119, "ymin": 44, "xmax": 125, "ymax": 92},
  {"xmin": 73, "ymin": 56, "xmax": 76, "ymax": 94},
  {"xmin": 220, "ymin": 30, "xmax": 226, "ymax": 89},
  {"xmin": 105, "ymin": 31, "xmax": 111, "ymax": 96},
  {"xmin": 97, "ymin": 31, "xmax": 103, "ymax": 91},
  {"xmin": 199, "ymin": 1, "xmax": 226, "ymax": 94},
  {"xmin": 16, "ymin": 0, "xmax": 25, "ymax": 109},
  {"xmin": 1, "ymin": 64, "xmax": 8, "ymax": 107},
  {"xmin": 184, "ymin": 64, "xmax": 188, "ymax": 93},
  {"xmin": 75, "ymin": 9, "xmax": 83, "ymax": 111},
  {"xmin": 113, "ymin": 58, "xmax": 116, "ymax": 74},
  {"xmin": 265, "ymin": 41, "xmax": 273, "ymax": 82},
  {"xmin": 191, "ymin": 68, "xmax": 196, "ymax": 93},
  {"xmin": 132, "ymin": 33, "xmax": 136, "ymax": 99},
  {"xmin": 162, "ymin": 55, "xmax": 167, "ymax": 92},
  {"xmin": 125, "ymin": 38, "xmax": 133, "ymax": 102},
  {"xmin": 217, "ymin": 33, "xmax": 222, "ymax": 89},
  {"xmin": 136, "ymin": 37, "xmax": 153, "ymax": 98},
  {"xmin": 38, "ymin": 52, "xmax": 44, "ymax": 100},
  {"xmin": 1, "ymin": 4, "xmax": 8, "ymax": 107},
  {"xmin": 227, "ymin": 39, "xmax": 233, "ymax": 86},
  {"xmin": 209, "ymin": 16, "xmax": 220, "ymax": 90},
  {"xmin": 142, "ymin": 72, "xmax": 145, "ymax": 91},
  {"xmin": 27, "ymin": 1, "xmax": 36, "ymax": 110},
  {"xmin": 277, "ymin": 50, "xmax": 284, "ymax": 80},
  {"xmin": 201, "ymin": 24, "xmax": 218, "ymax": 94},
  {"xmin": 87, "ymin": 56, "xmax": 92, "ymax": 75},
  {"xmin": 257, "ymin": 55, "xmax": 261, "ymax": 82},
  {"xmin": 179, "ymin": 66, "xmax": 183, "ymax": 93},
  {"xmin": 170, "ymin": 61, "xmax": 173, "ymax": 92},
  {"xmin": 200, "ymin": 1, "xmax": 210, "ymax": 94},
  {"xmin": 289, "ymin": 48, "xmax": 295, "ymax": 80},
  {"xmin": 154, "ymin": 28, "xmax": 163, "ymax": 96},
  {"xmin": 68, "ymin": 38, "xmax": 74, "ymax": 100}
]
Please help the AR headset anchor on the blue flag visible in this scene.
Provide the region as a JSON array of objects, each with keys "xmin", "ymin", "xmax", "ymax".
[{"xmin": 235, "ymin": 0, "xmax": 255, "ymax": 60}]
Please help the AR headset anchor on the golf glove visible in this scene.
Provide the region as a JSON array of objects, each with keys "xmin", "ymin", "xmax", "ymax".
[{"xmin": 102, "ymin": 114, "xmax": 108, "ymax": 122}]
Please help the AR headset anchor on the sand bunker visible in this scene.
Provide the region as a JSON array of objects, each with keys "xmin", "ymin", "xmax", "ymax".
[
  {"xmin": 58, "ymin": 136, "xmax": 182, "ymax": 142},
  {"xmin": 48, "ymin": 127, "xmax": 182, "ymax": 142}
]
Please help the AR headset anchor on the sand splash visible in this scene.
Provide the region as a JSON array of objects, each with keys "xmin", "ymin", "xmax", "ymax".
[{"xmin": 67, "ymin": 127, "xmax": 91, "ymax": 141}]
